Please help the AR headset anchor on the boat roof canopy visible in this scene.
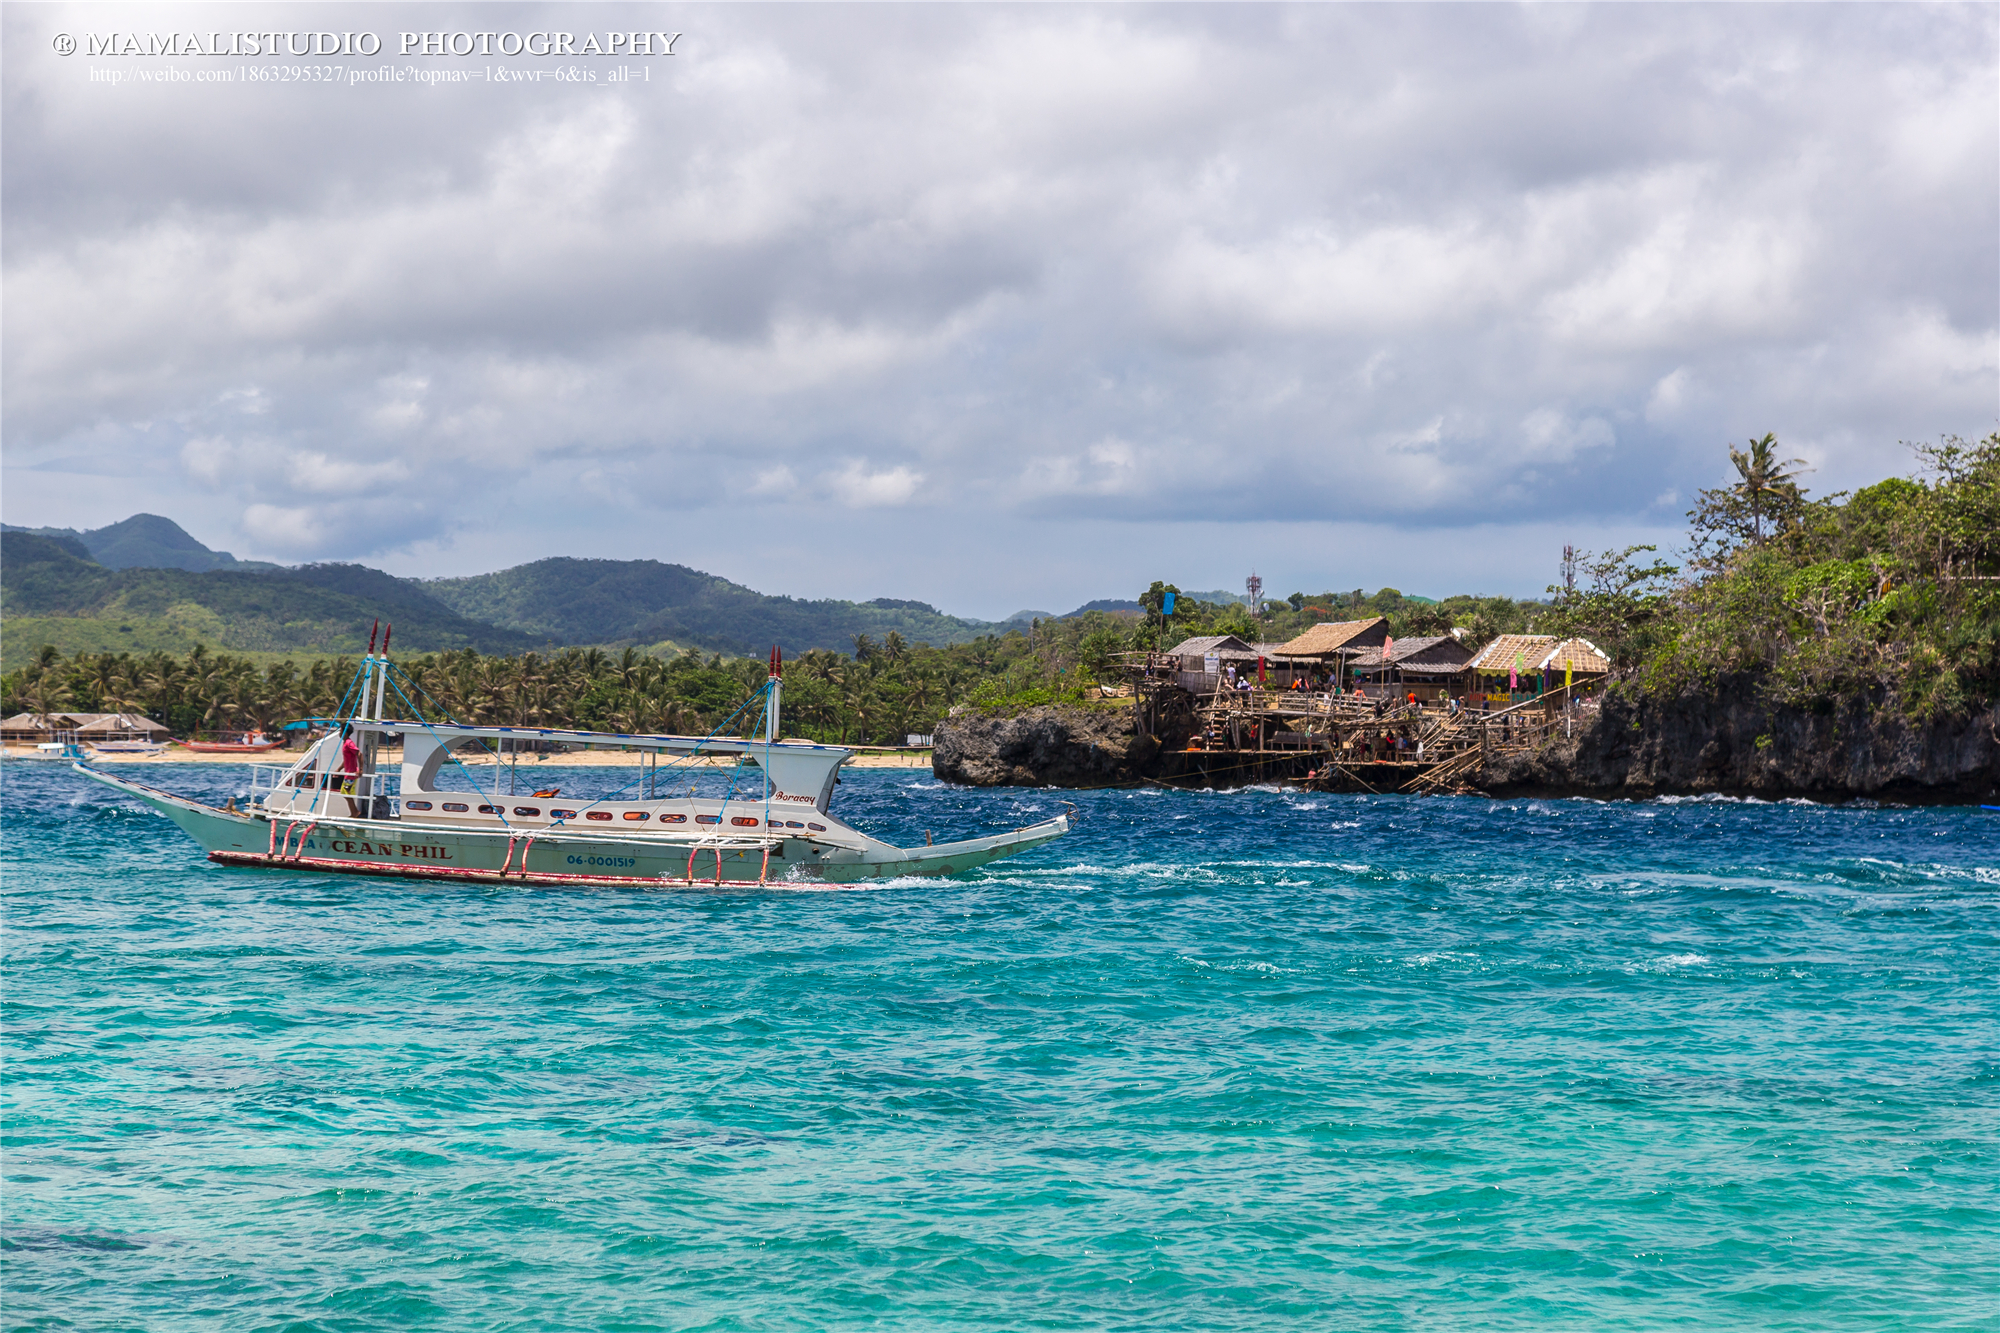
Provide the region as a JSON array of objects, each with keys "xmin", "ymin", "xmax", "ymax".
[
  {"xmin": 356, "ymin": 717, "xmax": 848, "ymax": 760},
  {"xmin": 377, "ymin": 719, "xmax": 853, "ymax": 813}
]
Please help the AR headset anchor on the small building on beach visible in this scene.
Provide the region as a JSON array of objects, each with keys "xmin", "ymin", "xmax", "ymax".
[
  {"xmin": 1535, "ymin": 638, "xmax": 1611, "ymax": 690},
  {"xmin": 3, "ymin": 711, "xmax": 172, "ymax": 743},
  {"xmin": 1462, "ymin": 635, "xmax": 1608, "ymax": 703},
  {"xmin": 74, "ymin": 713, "xmax": 173, "ymax": 742},
  {"xmin": 1159, "ymin": 634, "xmax": 1259, "ymax": 692},
  {"xmin": 1348, "ymin": 634, "xmax": 1476, "ymax": 701},
  {"xmin": 1465, "ymin": 635, "xmax": 1555, "ymax": 702},
  {"xmin": 1274, "ymin": 617, "xmax": 1392, "ymax": 690},
  {"xmin": 2, "ymin": 712, "xmax": 82, "ymax": 743}
]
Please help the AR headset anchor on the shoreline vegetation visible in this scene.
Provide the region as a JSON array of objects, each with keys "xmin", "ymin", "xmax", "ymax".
[
  {"xmin": 0, "ymin": 745, "xmax": 936, "ymax": 769},
  {"xmin": 5, "ymin": 435, "xmax": 1994, "ymax": 787}
]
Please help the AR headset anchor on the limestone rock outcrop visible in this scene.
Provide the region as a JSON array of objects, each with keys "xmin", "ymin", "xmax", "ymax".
[
  {"xmin": 931, "ymin": 705, "xmax": 1158, "ymax": 788},
  {"xmin": 1481, "ymin": 680, "xmax": 1999, "ymax": 803},
  {"xmin": 931, "ymin": 682, "xmax": 1999, "ymax": 803}
]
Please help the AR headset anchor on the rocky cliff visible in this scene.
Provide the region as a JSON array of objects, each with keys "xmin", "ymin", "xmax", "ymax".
[
  {"xmin": 932, "ymin": 686, "xmax": 2000, "ymax": 802},
  {"xmin": 1480, "ymin": 682, "xmax": 2000, "ymax": 803},
  {"xmin": 931, "ymin": 705, "xmax": 1161, "ymax": 788}
]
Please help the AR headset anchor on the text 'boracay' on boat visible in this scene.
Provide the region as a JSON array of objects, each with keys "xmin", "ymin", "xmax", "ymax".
[{"xmin": 76, "ymin": 625, "xmax": 1069, "ymax": 889}]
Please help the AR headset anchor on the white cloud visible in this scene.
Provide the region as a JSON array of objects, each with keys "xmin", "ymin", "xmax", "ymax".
[
  {"xmin": 242, "ymin": 503, "xmax": 327, "ymax": 553},
  {"xmin": 826, "ymin": 460, "xmax": 923, "ymax": 508},
  {"xmin": 1, "ymin": 2, "xmax": 1992, "ymax": 605}
]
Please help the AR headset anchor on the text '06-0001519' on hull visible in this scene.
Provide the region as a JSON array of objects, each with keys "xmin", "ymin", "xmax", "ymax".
[{"xmin": 74, "ymin": 641, "xmax": 1069, "ymax": 889}]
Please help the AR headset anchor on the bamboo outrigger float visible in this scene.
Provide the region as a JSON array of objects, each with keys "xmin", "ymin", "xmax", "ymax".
[{"xmin": 76, "ymin": 635, "xmax": 1068, "ymax": 888}]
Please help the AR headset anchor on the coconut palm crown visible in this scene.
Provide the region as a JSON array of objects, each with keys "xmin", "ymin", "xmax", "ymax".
[{"xmin": 1728, "ymin": 433, "xmax": 1809, "ymax": 542}]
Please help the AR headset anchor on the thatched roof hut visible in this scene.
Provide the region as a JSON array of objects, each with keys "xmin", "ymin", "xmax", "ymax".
[
  {"xmin": 1276, "ymin": 617, "xmax": 1390, "ymax": 659},
  {"xmin": 1465, "ymin": 634, "xmax": 1558, "ymax": 676},
  {"xmin": 73, "ymin": 713, "xmax": 172, "ymax": 739},
  {"xmin": 1349, "ymin": 634, "xmax": 1476, "ymax": 680},
  {"xmin": 1535, "ymin": 638, "xmax": 1610, "ymax": 677},
  {"xmin": 1161, "ymin": 634, "xmax": 1258, "ymax": 666}
]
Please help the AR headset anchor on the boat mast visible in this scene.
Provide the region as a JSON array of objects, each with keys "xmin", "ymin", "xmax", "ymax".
[
  {"xmin": 373, "ymin": 624, "xmax": 392, "ymax": 721},
  {"xmin": 357, "ymin": 620, "xmax": 385, "ymax": 816},
  {"xmin": 766, "ymin": 646, "xmax": 782, "ymax": 744},
  {"xmin": 357, "ymin": 620, "xmax": 379, "ymax": 721},
  {"xmin": 765, "ymin": 647, "xmax": 781, "ymax": 805}
]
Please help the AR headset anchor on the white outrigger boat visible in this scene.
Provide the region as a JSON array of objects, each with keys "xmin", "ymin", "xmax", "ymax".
[{"xmin": 75, "ymin": 642, "xmax": 1068, "ymax": 888}]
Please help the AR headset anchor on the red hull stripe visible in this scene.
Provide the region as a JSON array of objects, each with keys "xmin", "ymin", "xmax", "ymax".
[{"xmin": 208, "ymin": 850, "xmax": 768, "ymax": 888}]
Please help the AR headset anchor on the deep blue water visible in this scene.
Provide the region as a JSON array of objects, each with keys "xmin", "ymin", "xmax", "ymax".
[{"xmin": 4, "ymin": 760, "xmax": 1996, "ymax": 1331}]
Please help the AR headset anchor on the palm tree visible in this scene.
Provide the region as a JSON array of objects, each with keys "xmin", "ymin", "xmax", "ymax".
[
  {"xmin": 615, "ymin": 646, "xmax": 644, "ymax": 692},
  {"xmin": 23, "ymin": 668, "xmax": 71, "ymax": 729},
  {"xmin": 842, "ymin": 688, "xmax": 872, "ymax": 745},
  {"xmin": 1729, "ymin": 433, "xmax": 1808, "ymax": 543}
]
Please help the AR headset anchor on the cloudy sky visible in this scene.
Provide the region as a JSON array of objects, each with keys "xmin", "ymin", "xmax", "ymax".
[{"xmin": 4, "ymin": 3, "xmax": 1994, "ymax": 618}]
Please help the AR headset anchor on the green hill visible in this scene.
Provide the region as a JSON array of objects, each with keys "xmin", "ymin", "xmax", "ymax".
[
  {"xmin": 422, "ymin": 557, "xmax": 1003, "ymax": 655},
  {"xmin": 1, "ymin": 533, "xmax": 537, "ymax": 671},
  {"xmin": 3, "ymin": 513, "xmax": 281, "ymax": 572}
]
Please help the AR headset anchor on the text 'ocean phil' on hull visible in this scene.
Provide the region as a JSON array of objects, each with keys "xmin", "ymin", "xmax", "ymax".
[{"xmin": 76, "ymin": 637, "xmax": 1068, "ymax": 888}]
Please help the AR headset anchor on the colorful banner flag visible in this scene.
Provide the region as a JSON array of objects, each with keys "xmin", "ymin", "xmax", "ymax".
[
  {"xmin": 1257, "ymin": 656, "xmax": 1267, "ymax": 683},
  {"xmin": 1510, "ymin": 651, "xmax": 1520, "ymax": 691},
  {"xmin": 1162, "ymin": 592, "xmax": 1176, "ymax": 615}
]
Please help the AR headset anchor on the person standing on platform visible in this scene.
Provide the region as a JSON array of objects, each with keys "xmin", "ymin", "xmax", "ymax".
[{"xmin": 339, "ymin": 727, "xmax": 363, "ymax": 816}]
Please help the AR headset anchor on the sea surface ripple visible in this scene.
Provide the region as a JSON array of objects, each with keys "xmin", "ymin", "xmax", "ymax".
[{"xmin": 4, "ymin": 762, "xmax": 1995, "ymax": 1330}]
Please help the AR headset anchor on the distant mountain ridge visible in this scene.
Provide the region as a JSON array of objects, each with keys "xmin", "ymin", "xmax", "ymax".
[
  {"xmin": 1, "ymin": 511, "xmax": 1193, "ymax": 666},
  {"xmin": 421, "ymin": 557, "xmax": 1008, "ymax": 656},
  {"xmin": 0, "ymin": 531, "xmax": 535, "ymax": 670},
  {"xmin": 3, "ymin": 514, "xmax": 280, "ymax": 573}
]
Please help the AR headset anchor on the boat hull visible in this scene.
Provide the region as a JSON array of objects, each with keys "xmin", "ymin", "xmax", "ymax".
[{"xmin": 73, "ymin": 764, "xmax": 1067, "ymax": 887}]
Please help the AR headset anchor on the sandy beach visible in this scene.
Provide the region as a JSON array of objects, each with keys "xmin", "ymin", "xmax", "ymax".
[{"xmin": 4, "ymin": 745, "xmax": 935, "ymax": 769}]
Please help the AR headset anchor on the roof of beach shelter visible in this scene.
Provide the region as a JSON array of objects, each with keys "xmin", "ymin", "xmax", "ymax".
[
  {"xmin": 1, "ymin": 711, "xmax": 85, "ymax": 730},
  {"xmin": 1348, "ymin": 635, "xmax": 1475, "ymax": 670},
  {"xmin": 72, "ymin": 712, "xmax": 171, "ymax": 736},
  {"xmin": 1354, "ymin": 660, "xmax": 1472, "ymax": 677},
  {"xmin": 1162, "ymin": 634, "xmax": 1257, "ymax": 660},
  {"xmin": 1465, "ymin": 634, "xmax": 1558, "ymax": 672},
  {"xmin": 1277, "ymin": 617, "xmax": 1389, "ymax": 657},
  {"xmin": 1535, "ymin": 638, "xmax": 1611, "ymax": 674}
]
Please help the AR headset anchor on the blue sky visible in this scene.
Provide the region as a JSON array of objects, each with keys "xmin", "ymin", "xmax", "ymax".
[{"xmin": 4, "ymin": 2, "xmax": 1994, "ymax": 619}]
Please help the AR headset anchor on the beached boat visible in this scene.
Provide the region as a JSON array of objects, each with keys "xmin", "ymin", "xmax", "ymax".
[
  {"xmin": 182, "ymin": 733, "xmax": 286, "ymax": 754},
  {"xmin": 17, "ymin": 736, "xmax": 88, "ymax": 762},
  {"xmin": 89, "ymin": 739, "xmax": 168, "ymax": 755},
  {"xmin": 74, "ymin": 645, "xmax": 1067, "ymax": 888}
]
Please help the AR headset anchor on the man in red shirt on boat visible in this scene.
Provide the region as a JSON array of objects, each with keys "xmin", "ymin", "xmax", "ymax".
[{"xmin": 340, "ymin": 728, "xmax": 363, "ymax": 815}]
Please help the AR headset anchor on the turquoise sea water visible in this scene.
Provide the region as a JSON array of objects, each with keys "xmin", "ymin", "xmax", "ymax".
[{"xmin": 3, "ymin": 761, "xmax": 1995, "ymax": 1331}]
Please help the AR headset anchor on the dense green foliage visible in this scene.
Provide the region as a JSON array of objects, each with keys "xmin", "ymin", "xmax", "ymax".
[
  {"xmin": 1545, "ymin": 434, "xmax": 2000, "ymax": 715},
  {"xmin": 421, "ymin": 557, "xmax": 1010, "ymax": 655},
  {"xmin": 16, "ymin": 436, "xmax": 1984, "ymax": 739},
  {"xmin": 1130, "ymin": 583, "xmax": 1542, "ymax": 651},
  {"xmin": 0, "ymin": 591, "xmax": 1538, "ymax": 745},
  {"xmin": 1, "ymin": 548, "xmax": 1551, "ymax": 741},
  {"xmin": 1, "ymin": 634, "xmax": 1048, "ymax": 747}
]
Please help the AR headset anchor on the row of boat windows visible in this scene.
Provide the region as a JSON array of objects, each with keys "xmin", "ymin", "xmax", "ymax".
[{"xmin": 400, "ymin": 800, "xmax": 826, "ymax": 832}]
